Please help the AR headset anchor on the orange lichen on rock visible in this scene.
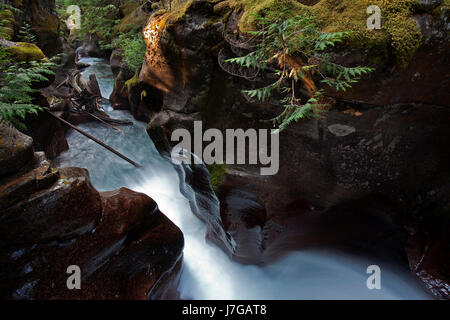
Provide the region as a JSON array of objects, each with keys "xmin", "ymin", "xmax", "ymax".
[{"xmin": 140, "ymin": 14, "xmax": 181, "ymax": 93}]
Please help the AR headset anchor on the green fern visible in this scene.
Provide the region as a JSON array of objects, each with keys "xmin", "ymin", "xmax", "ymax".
[
  {"xmin": 111, "ymin": 30, "xmax": 146, "ymax": 72},
  {"xmin": 18, "ymin": 21, "xmax": 38, "ymax": 44},
  {"xmin": 0, "ymin": 49, "xmax": 58, "ymax": 129},
  {"xmin": 0, "ymin": 3, "xmax": 23, "ymax": 14},
  {"xmin": 226, "ymin": 8, "xmax": 374, "ymax": 132}
]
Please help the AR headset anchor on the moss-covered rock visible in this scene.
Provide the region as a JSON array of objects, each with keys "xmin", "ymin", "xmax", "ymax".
[
  {"xmin": 124, "ymin": 70, "xmax": 140, "ymax": 94},
  {"xmin": 8, "ymin": 41, "xmax": 45, "ymax": 61},
  {"xmin": 230, "ymin": 0, "xmax": 423, "ymax": 68},
  {"xmin": 207, "ymin": 163, "xmax": 228, "ymax": 194},
  {"xmin": 165, "ymin": 0, "xmax": 195, "ymax": 26}
]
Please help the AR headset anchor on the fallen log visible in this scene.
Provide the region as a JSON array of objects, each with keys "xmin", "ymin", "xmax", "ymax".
[
  {"xmin": 86, "ymin": 112, "xmax": 123, "ymax": 133},
  {"xmin": 47, "ymin": 111, "xmax": 142, "ymax": 168},
  {"xmin": 91, "ymin": 113, "xmax": 133, "ymax": 125}
]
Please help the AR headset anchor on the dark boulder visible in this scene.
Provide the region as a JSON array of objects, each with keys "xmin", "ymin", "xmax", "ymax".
[
  {"xmin": 0, "ymin": 129, "xmax": 184, "ymax": 300},
  {"xmin": 0, "ymin": 122, "xmax": 34, "ymax": 177}
]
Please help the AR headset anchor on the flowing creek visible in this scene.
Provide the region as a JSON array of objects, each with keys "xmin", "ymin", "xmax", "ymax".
[{"xmin": 55, "ymin": 57, "xmax": 430, "ymax": 300}]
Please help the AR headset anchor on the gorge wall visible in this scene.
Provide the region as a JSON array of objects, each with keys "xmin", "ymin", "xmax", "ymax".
[{"xmin": 109, "ymin": 0, "xmax": 450, "ymax": 299}]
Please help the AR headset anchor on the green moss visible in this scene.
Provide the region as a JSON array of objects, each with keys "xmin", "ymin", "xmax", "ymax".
[
  {"xmin": 9, "ymin": 42, "xmax": 45, "ymax": 61},
  {"xmin": 0, "ymin": 9, "xmax": 14, "ymax": 19},
  {"xmin": 0, "ymin": 26, "xmax": 14, "ymax": 40},
  {"xmin": 313, "ymin": 0, "xmax": 423, "ymax": 67},
  {"xmin": 231, "ymin": 0, "xmax": 307, "ymax": 31},
  {"xmin": 321, "ymin": 0, "xmax": 422, "ymax": 67},
  {"xmin": 207, "ymin": 164, "xmax": 228, "ymax": 194},
  {"xmin": 231, "ymin": 0, "xmax": 423, "ymax": 68},
  {"xmin": 165, "ymin": 0, "xmax": 195, "ymax": 26},
  {"xmin": 124, "ymin": 71, "xmax": 140, "ymax": 94},
  {"xmin": 383, "ymin": 11, "xmax": 422, "ymax": 68}
]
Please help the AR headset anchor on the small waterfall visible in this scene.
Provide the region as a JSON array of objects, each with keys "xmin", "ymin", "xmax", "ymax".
[{"xmin": 55, "ymin": 57, "xmax": 430, "ymax": 300}]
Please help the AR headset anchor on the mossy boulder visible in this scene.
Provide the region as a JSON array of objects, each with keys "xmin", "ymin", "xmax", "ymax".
[
  {"xmin": 8, "ymin": 42, "xmax": 45, "ymax": 61},
  {"xmin": 230, "ymin": 0, "xmax": 423, "ymax": 68}
]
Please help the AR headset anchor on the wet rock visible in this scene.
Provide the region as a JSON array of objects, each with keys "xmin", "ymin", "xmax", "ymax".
[
  {"xmin": 0, "ymin": 131, "xmax": 184, "ymax": 299},
  {"xmin": 0, "ymin": 122, "xmax": 34, "ymax": 177},
  {"xmin": 172, "ymin": 162, "xmax": 235, "ymax": 257},
  {"xmin": 218, "ymin": 186, "xmax": 267, "ymax": 264},
  {"xmin": 0, "ymin": 167, "xmax": 102, "ymax": 246},
  {"xmin": 109, "ymin": 50, "xmax": 134, "ymax": 110},
  {"xmin": 25, "ymin": 108, "xmax": 69, "ymax": 159},
  {"xmin": 11, "ymin": 0, "xmax": 62, "ymax": 56},
  {"xmin": 76, "ymin": 34, "xmax": 108, "ymax": 59},
  {"xmin": 0, "ymin": 152, "xmax": 59, "ymax": 211},
  {"xmin": 406, "ymin": 223, "xmax": 450, "ymax": 299},
  {"xmin": 141, "ymin": 0, "xmax": 450, "ymax": 298}
]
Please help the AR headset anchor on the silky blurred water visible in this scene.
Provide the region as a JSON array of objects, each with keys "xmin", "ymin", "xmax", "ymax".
[{"xmin": 54, "ymin": 57, "xmax": 430, "ymax": 300}]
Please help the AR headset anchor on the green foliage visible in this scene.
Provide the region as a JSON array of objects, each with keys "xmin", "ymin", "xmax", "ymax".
[
  {"xmin": 112, "ymin": 29, "xmax": 146, "ymax": 72},
  {"xmin": 226, "ymin": 9, "xmax": 373, "ymax": 132},
  {"xmin": 57, "ymin": 0, "xmax": 121, "ymax": 49},
  {"xmin": 0, "ymin": 3, "xmax": 22, "ymax": 14},
  {"xmin": 56, "ymin": 1, "xmax": 146, "ymax": 70},
  {"xmin": 0, "ymin": 48, "xmax": 57, "ymax": 129},
  {"xmin": 18, "ymin": 22, "xmax": 38, "ymax": 44},
  {"xmin": 0, "ymin": 5, "xmax": 18, "ymax": 40}
]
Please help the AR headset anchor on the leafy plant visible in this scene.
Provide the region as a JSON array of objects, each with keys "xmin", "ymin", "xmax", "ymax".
[
  {"xmin": 0, "ymin": 3, "xmax": 22, "ymax": 14},
  {"xmin": 226, "ymin": 9, "xmax": 374, "ymax": 132},
  {"xmin": 17, "ymin": 21, "xmax": 38, "ymax": 44},
  {"xmin": 112, "ymin": 29, "xmax": 146, "ymax": 72},
  {"xmin": 56, "ymin": 0, "xmax": 121, "ymax": 49},
  {"xmin": 0, "ymin": 48, "xmax": 58, "ymax": 129}
]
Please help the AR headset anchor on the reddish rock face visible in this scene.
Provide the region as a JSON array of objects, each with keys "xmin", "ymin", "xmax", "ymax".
[
  {"xmin": 109, "ymin": 49, "xmax": 134, "ymax": 111},
  {"xmin": 0, "ymin": 127, "xmax": 184, "ymax": 300},
  {"xmin": 25, "ymin": 107, "xmax": 69, "ymax": 159}
]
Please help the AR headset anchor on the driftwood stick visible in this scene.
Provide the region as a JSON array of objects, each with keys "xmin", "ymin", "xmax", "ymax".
[
  {"xmin": 47, "ymin": 111, "xmax": 142, "ymax": 168},
  {"xmin": 92, "ymin": 113, "xmax": 133, "ymax": 126},
  {"xmin": 87, "ymin": 112, "xmax": 123, "ymax": 133}
]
